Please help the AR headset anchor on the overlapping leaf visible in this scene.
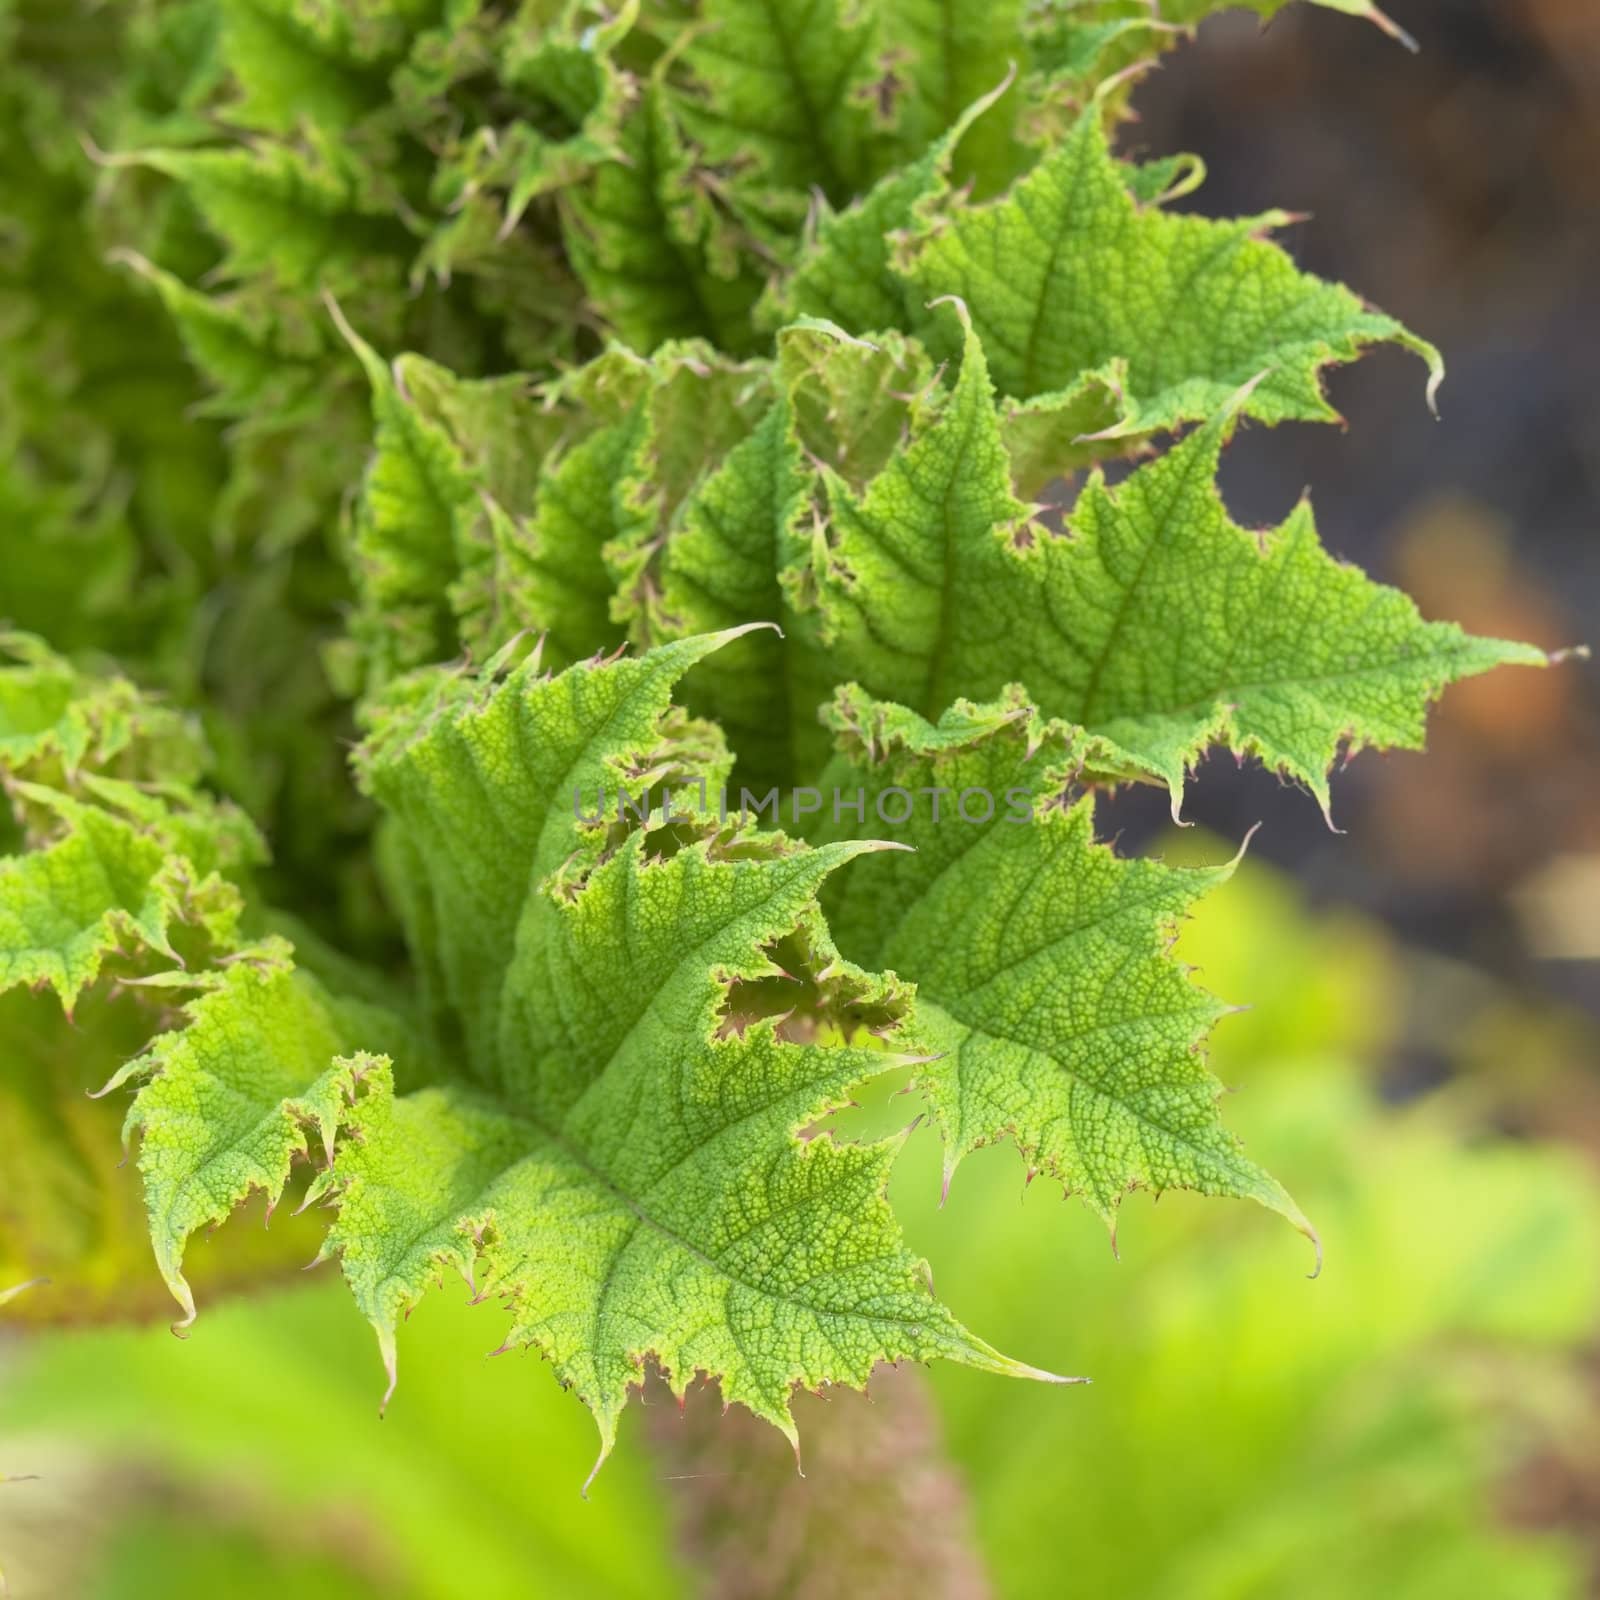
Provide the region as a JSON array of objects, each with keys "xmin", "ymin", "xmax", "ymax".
[
  {"xmin": 312, "ymin": 837, "xmax": 1047, "ymax": 1479},
  {"xmin": 337, "ymin": 318, "xmax": 771, "ymax": 685},
  {"xmin": 810, "ymin": 687, "xmax": 1314, "ymax": 1252},
  {"xmin": 352, "ymin": 300, "xmax": 1547, "ymax": 817},
  {"xmin": 7, "ymin": 556, "xmax": 1070, "ymax": 1475},
  {"xmin": 0, "ymin": 633, "xmax": 199, "ymax": 789},
  {"xmin": 781, "ymin": 105, "xmax": 1442, "ymax": 443},
  {"xmin": 792, "ymin": 313, "xmax": 1548, "ymax": 817},
  {"xmin": 314, "ymin": 629, "xmax": 1057, "ymax": 1467},
  {"xmin": 97, "ymin": 945, "xmax": 404, "ymax": 1327},
  {"xmin": 0, "ymin": 787, "xmax": 244, "ymax": 1009},
  {"xmin": 0, "ymin": 636, "xmax": 261, "ymax": 1007},
  {"xmin": 627, "ymin": 324, "xmax": 936, "ymax": 787},
  {"xmin": 671, "ymin": 0, "xmax": 883, "ymax": 202},
  {"xmin": 0, "ymin": 638, "xmax": 354, "ymax": 1319},
  {"xmin": 560, "ymin": 80, "xmax": 769, "ymax": 355}
]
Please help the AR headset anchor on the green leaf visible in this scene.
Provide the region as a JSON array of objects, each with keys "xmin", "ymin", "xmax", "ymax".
[
  {"xmin": 0, "ymin": 636, "xmax": 390, "ymax": 1321},
  {"xmin": 363, "ymin": 354, "xmax": 565, "ymax": 664},
  {"xmin": 765, "ymin": 76, "xmax": 1010, "ymax": 339},
  {"xmin": 0, "ymin": 632, "xmax": 202, "ymax": 788},
  {"xmin": 777, "ymin": 97, "xmax": 1437, "ymax": 445},
  {"xmin": 0, "ymin": 637, "xmax": 265, "ymax": 1008},
  {"xmin": 563, "ymin": 82, "xmax": 766, "ymax": 354},
  {"xmin": 327, "ymin": 631, "xmax": 1067, "ymax": 1470},
  {"xmin": 128, "ymin": 142, "xmax": 413, "ymax": 294},
  {"xmin": 100, "ymin": 944, "xmax": 402, "ymax": 1330},
  {"xmin": 0, "ymin": 637, "xmax": 415, "ymax": 1325},
  {"xmin": 216, "ymin": 0, "xmax": 397, "ymax": 136},
  {"xmin": 633, "ymin": 323, "xmax": 934, "ymax": 787},
  {"xmin": 601, "ymin": 342, "xmax": 775, "ymax": 637},
  {"xmin": 390, "ymin": 354, "xmax": 557, "ymax": 514},
  {"xmin": 315, "ymin": 852, "xmax": 1047, "ymax": 1478},
  {"xmin": 995, "ymin": 361, "xmax": 1134, "ymax": 494},
  {"xmin": 504, "ymin": 387, "xmax": 641, "ymax": 666},
  {"xmin": 0, "ymin": 788, "xmax": 243, "ymax": 1010},
  {"xmin": 1019, "ymin": 7, "xmax": 1172, "ymax": 106},
  {"xmin": 112, "ymin": 250, "xmax": 325, "ymax": 424},
  {"xmin": 333, "ymin": 302, "xmax": 478, "ymax": 681},
  {"xmin": 796, "ymin": 314, "xmax": 1547, "ymax": 815},
  {"xmin": 353, "ymin": 629, "xmax": 745, "ymax": 1076},
  {"xmin": 464, "ymin": 0, "xmax": 638, "ymax": 230},
  {"xmin": 877, "ymin": 0, "xmax": 1027, "ymax": 193},
  {"xmin": 1040, "ymin": 412, "xmax": 1551, "ymax": 815},
  {"xmin": 373, "ymin": 307, "xmax": 1547, "ymax": 819},
  {"xmin": 345, "ymin": 338, "xmax": 636, "ymax": 674},
  {"xmin": 342, "ymin": 326, "xmax": 776, "ymax": 681},
  {"xmin": 811, "ymin": 687, "xmax": 1315, "ymax": 1252},
  {"xmin": 902, "ymin": 107, "xmax": 1442, "ymax": 431},
  {"xmin": 631, "ymin": 400, "xmax": 810, "ymax": 788},
  {"xmin": 674, "ymin": 0, "xmax": 881, "ymax": 202}
]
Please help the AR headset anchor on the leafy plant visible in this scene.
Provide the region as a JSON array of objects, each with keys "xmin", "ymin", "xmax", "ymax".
[
  {"xmin": 0, "ymin": 0, "xmax": 1574, "ymax": 1486},
  {"xmin": 3, "ymin": 864, "xmax": 1594, "ymax": 1599}
]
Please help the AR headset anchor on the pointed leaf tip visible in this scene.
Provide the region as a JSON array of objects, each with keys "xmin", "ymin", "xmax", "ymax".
[
  {"xmin": 376, "ymin": 1325, "xmax": 399, "ymax": 1417},
  {"xmin": 1306, "ymin": 1225, "xmax": 1325, "ymax": 1281}
]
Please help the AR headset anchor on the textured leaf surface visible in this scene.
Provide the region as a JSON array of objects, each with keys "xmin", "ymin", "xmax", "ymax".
[
  {"xmin": 129, "ymin": 144, "xmax": 412, "ymax": 294},
  {"xmin": 763, "ymin": 79, "xmax": 1012, "ymax": 339},
  {"xmin": 101, "ymin": 945, "xmax": 402, "ymax": 1329},
  {"xmin": 340, "ymin": 324, "xmax": 772, "ymax": 684},
  {"xmin": 0, "ymin": 639, "xmax": 371, "ymax": 1320},
  {"xmin": 0, "ymin": 639, "xmax": 261, "ymax": 1007},
  {"xmin": 811, "ymin": 689, "xmax": 1313, "ymax": 1249},
  {"xmin": 620, "ymin": 323, "xmax": 935, "ymax": 787},
  {"xmin": 876, "ymin": 0, "xmax": 1027, "ymax": 193},
  {"xmin": 393, "ymin": 308, "xmax": 1548, "ymax": 814},
  {"xmin": 0, "ymin": 633, "xmax": 202, "ymax": 790},
  {"xmin": 903, "ymin": 110, "xmax": 1442, "ymax": 427},
  {"xmin": 632, "ymin": 402, "xmax": 810, "ymax": 787},
  {"xmin": 217, "ymin": 0, "xmax": 396, "ymax": 135},
  {"xmin": 329, "ymin": 633, "xmax": 1059, "ymax": 1467},
  {"xmin": 563, "ymin": 83, "xmax": 766, "ymax": 355},
  {"xmin": 355, "ymin": 630, "xmax": 740, "ymax": 1072},
  {"xmin": 316, "ymin": 844, "xmax": 1039, "ymax": 1477},
  {"xmin": 336, "ymin": 308, "xmax": 478, "ymax": 681},
  {"xmin": 344, "ymin": 337, "xmax": 638, "ymax": 677},
  {"xmin": 797, "ymin": 316, "xmax": 1548, "ymax": 815},
  {"xmin": 783, "ymin": 104, "xmax": 1440, "ymax": 442},
  {"xmin": 674, "ymin": 0, "xmax": 880, "ymax": 202},
  {"xmin": 0, "ymin": 791, "xmax": 221, "ymax": 1008}
]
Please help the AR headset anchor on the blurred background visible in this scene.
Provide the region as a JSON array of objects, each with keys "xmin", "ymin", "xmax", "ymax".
[
  {"xmin": 1116, "ymin": 0, "xmax": 1600, "ymax": 1032},
  {"xmin": 4, "ymin": 0, "xmax": 1600, "ymax": 1595}
]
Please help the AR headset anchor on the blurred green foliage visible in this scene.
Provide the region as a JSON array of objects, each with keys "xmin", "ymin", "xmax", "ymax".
[
  {"xmin": 0, "ymin": 1291, "xmax": 689, "ymax": 1597},
  {"xmin": 914, "ymin": 1070, "xmax": 1596, "ymax": 1598}
]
